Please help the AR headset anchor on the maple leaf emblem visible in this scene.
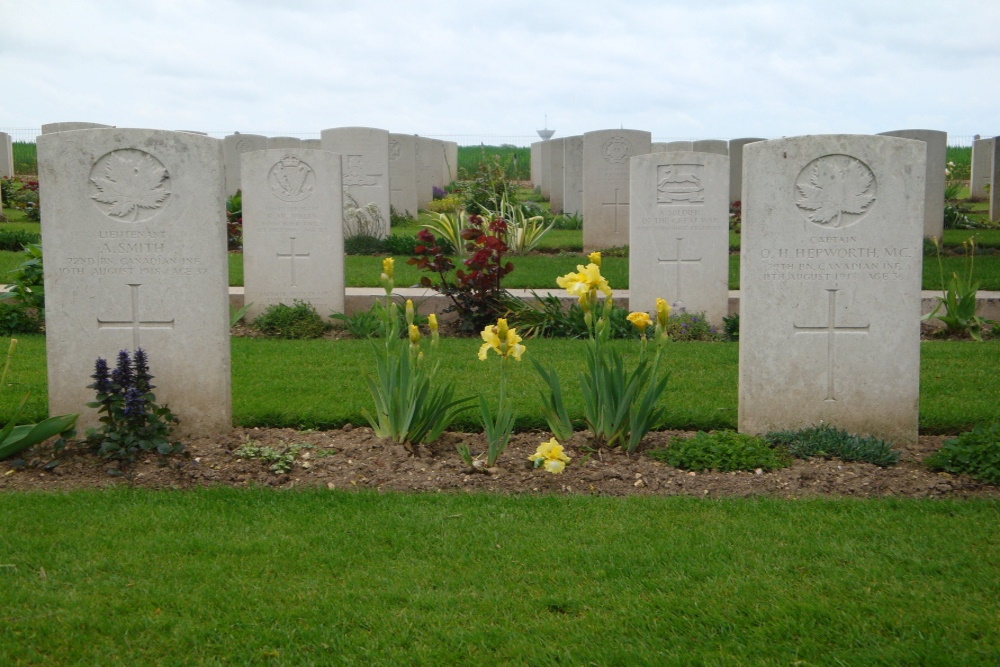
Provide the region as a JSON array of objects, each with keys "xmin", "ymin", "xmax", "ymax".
[
  {"xmin": 795, "ymin": 157, "xmax": 875, "ymax": 228},
  {"xmin": 90, "ymin": 151, "xmax": 170, "ymax": 221}
]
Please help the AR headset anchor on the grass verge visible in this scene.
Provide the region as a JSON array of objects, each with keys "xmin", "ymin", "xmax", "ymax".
[{"xmin": 0, "ymin": 489, "xmax": 997, "ymax": 665}]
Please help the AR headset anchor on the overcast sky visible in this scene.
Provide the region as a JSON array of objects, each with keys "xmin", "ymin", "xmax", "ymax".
[{"xmin": 2, "ymin": 0, "xmax": 997, "ymax": 144}]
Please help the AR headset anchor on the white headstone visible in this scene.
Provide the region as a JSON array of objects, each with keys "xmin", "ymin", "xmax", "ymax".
[
  {"xmin": 267, "ymin": 137, "xmax": 301, "ymax": 149},
  {"xmin": 629, "ymin": 151, "xmax": 730, "ymax": 324},
  {"xmin": 0, "ymin": 132, "xmax": 12, "ymax": 178},
  {"xmin": 415, "ymin": 136, "xmax": 435, "ymax": 208},
  {"xmin": 38, "ymin": 128, "xmax": 231, "ymax": 435},
  {"xmin": 547, "ymin": 138, "xmax": 565, "ymax": 214},
  {"xmin": 302, "ymin": 139, "xmax": 321, "ymax": 149},
  {"xmin": 665, "ymin": 141, "xmax": 693, "ymax": 151},
  {"xmin": 389, "ymin": 133, "xmax": 418, "ymax": 218},
  {"xmin": 431, "ymin": 139, "xmax": 449, "ymax": 187},
  {"xmin": 444, "ymin": 141, "xmax": 458, "ymax": 183},
  {"xmin": 739, "ymin": 134, "xmax": 926, "ymax": 444},
  {"xmin": 970, "ymin": 137, "xmax": 994, "ymax": 200},
  {"xmin": 692, "ymin": 140, "xmax": 728, "ymax": 156},
  {"xmin": 582, "ymin": 129, "xmax": 652, "ymax": 251},
  {"xmin": 321, "ymin": 127, "xmax": 391, "ymax": 237},
  {"xmin": 539, "ymin": 140, "xmax": 552, "ymax": 198},
  {"xmin": 991, "ymin": 137, "xmax": 1000, "ymax": 222},
  {"xmin": 222, "ymin": 133, "xmax": 267, "ymax": 196},
  {"xmin": 41, "ymin": 122, "xmax": 113, "ymax": 134},
  {"xmin": 562, "ymin": 135, "xmax": 584, "ymax": 217},
  {"xmin": 878, "ymin": 129, "xmax": 946, "ymax": 238},
  {"xmin": 728, "ymin": 138, "xmax": 765, "ymax": 204},
  {"xmin": 652, "ymin": 142, "xmax": 668, "ymax": 153},
  {"xmin": 530, "ymin": 141, "xmax": 541, "ymax": 188},
  {"xmin": 242, "ymin": 149, "xmax": 345, "ymax": 322}
]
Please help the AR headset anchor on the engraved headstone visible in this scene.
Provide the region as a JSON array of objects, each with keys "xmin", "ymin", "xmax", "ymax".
[
  {"xmin": 0, "ymin": 132, "xmax": 12, "ymax": 178},
  {"xmin": 562, "ymin": 135, "xmax": 584, "ymax": 217},
  {"xmin": 241, "ymin": 149, "xmax": 344, "ymax": 322},
  {"xmin": 547, "ymin": 137, "xmax": 565, "ymax": 214},
  {"xmin": 321, "ymin": 127, "xmax": 390, "ymax": 237},
  {"xmin": 582, "ymin": 129, "xmax": 652, "ymax": 251},
  {"xmin": 739, "ymin": 135, "xmax": 926, "ymax": 443},
  {"xmin": 629, "ymin": 151, "xmax": 730, "ymax": 324},
  {"xmin": 692, "ymin": 139, "xmax": 728, "ymax": 156},
  {"xmin": 728, "ymin": 138, "xmax": 765, "ymax": 204},
  {"xmin": 38, "ymin": 128, "xmax": 231, "ymax": 435},
  {"xmin": 41, "ymin": 122, "xmax": 113, "ymax": 134},
  {"xmin": 429, "ymin": 138, "xmax": 449, "ymax": 188},
  {"xmin": 879, "ymin": 129, "xmax": 946, "ymax": 238},
  {"xmin": 388, "ymin": 133, "xmax": 418, "ymax": 218},
  {"xmin": 223, "ymin": 133, "xmax": 266, "ymax": 196},
  {"xmin": 652, "ymin": 142, "xmax": 668, "ymax": 153},
  {"xmin": 970, "ymin": 137, "xmax": 994, "ymax": 199}
]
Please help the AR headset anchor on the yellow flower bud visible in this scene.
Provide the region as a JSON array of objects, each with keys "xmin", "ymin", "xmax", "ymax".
[
  {"xmin": 382, "ymin": 257, "xmax": 394, "ymax": 280},
  {"xmin": 656, "ymin": 298, "xmax": 671, "ymax": 329},
  {"xmin": 408, "ymin": 323, "xmax": 420, "ymax": 346},
  {"xmin": 588, "ymin": 251, "xmax": 602, "ymax": 267},
  {"xmin": 405, "ymin": 299, "xmax": 415, "ymax": 326},
  {"xmin": 428, "ymin": 313, "xmax": 438, "ymax": 332}
]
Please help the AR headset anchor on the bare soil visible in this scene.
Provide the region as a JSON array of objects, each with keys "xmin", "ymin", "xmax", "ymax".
[{"xmin": 2, "ymin": 427, "xmax": 997, "ymax": 499}]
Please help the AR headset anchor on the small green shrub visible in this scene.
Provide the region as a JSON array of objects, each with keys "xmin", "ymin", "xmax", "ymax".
[
  {"xmin": 0, "ymin": 303, "xmax": 43, "ymax": 335},
  {"xmin": 924, "ymin": 423, "xmax": 1000, "ymax": 485},
  {"xmin": 0, "ymin": 229, "xmax": 41, "ymax": 251},
  {"xmin": 382, "ymin": 234, "xmax": 423, "ymax": 256},
  {"xmin": 666, "ymin": 310, "xmax": 724, "ymax": 341},
  {"xmin": 0, "ymin": 243, "xmax": 45, "ymax": 333},
  {"xmin": 722, "ymin": 313, "xmax": 740, "ymax": 341},
  {"xmin": 344, "ymin": 234, "xmax": 386, "ymax": 255},
  {"xmin": 765, "ymin": 424, "xmax": 900, "ymax": 467},
  {"xmin": 425, "ymin": 195, "xmax": 463, "ymax": 214},
  {"xmin": 551, "ymin": 212, "xmax": 583, "ymax": 230},
  {"xmin": 649, "ymin": 430, "xmax": 791, "ymax": 472},
  {"xmin": 389, "ymin": 206, "xmax": 414, "ymax": 227},
  {"xmin": 252, "ymin": 300, "xmax": 329, "ymax": 339},
  {"xmin": 234, "ymin": 440, "xmax": 313, "ymax": 474},
  {"xmin": 330, "ymin": 306, "xmax": 381, "ymax": 339}
]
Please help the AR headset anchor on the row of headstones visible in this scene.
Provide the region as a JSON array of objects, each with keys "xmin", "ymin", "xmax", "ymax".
[
  {"xmin": 24, "ymin": 127, "xmax": 959, "ymax": 447},
  {"xmin": 532, "ymin": 129, "xmax": 958, "ymax": 252},
  {"xmin": 28, "ymin": 123, "xmax": 458, "ymax": 237}
]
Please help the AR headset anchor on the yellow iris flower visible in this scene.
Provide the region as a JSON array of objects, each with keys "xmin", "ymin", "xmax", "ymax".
[
  {"xmin": 528, "ymin": 437, "xmax": 571, "ymax": 473},
  {"xmin": 588, "ymin": 251, "xmax": 602, "ymax": 267},
  {"xmin": 656, "ymin": 298, "xmax": 671, "ymax": 329},
  {"xmin": 627, "ymin": 311, "xmax": 652, "ymax": 332},
  {"xmin": 556, "ymin": 263, "xmax": 612, "ymax": 299},
  {"xmin": 478, "ymin": 318, "xmax": 525, "ymax": 361}
]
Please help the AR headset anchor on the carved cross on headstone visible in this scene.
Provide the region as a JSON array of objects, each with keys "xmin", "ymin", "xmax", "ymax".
[
  {"xmin": 276, "ymin": 236, "xmax": 310, "ymax": 287},
  {"xmin": 792, "ymin": 289, "xmax": 870, "ymax": 401},
  {"xmin": 97, "ymin": 283, "xmax": 175, "ymax": 350},
  {"xmin": 602, "ymin": 188, "xmax": 629, "ymax": 233},
  {"xmin": 656, "ymin": 237, "xmax": 702, "ymax": 303}
]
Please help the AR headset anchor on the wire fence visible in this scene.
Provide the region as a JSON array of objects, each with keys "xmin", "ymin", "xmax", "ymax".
[{"xmin": 2, "ymin": 128, "xmax": 987, "ymax": 147}]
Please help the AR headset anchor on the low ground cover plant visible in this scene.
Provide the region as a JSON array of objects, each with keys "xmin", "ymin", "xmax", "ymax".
[
  {"xmin": 252, "ymin": 300, "xmax": 330, "ymax": 339},
  {"xmin": 650, "ymin": 430, "xmax": 791, "ymax": 472},
  {"xmin": 0, "ymin": 243, "xmax": 45, "ymax": 335},
  {"xmin": 924, "ymin": 423, "xmax": 1000, "ymax": 485},
  {"xmin": 765, "ymin": 423, "xmax": 900, "ymax": 467},
  {"xmin": 234, "ymin": 439, "xmax": 312, "ymax": 474},
  {"xmin": 924, "ymin": 236, "xmax": 998, "ymax": 340}
]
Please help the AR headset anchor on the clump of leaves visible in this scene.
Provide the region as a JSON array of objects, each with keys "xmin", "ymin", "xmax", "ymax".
[
  {"xmin": 664, "ymin": 309, "xmax": 724, "ymax": 341},
  {"xmin": 924, "ymin": 424, "xmax": 1000, "ymax": 485},
  {"xmin": 226, "ymin": 190, "xmax": 243, "ymax": 250},
  {"xmin": 649, "ymin": 430, "xmax": 791, "ymax": 473},
  {"xmin": 234, "ymin": 439, "xmax": 312, "ymax": 475},
  {"xmin": 408, "ymin": 218, "xmax": 513, "ymax": 335},
  {"xmin": 252, "ymin": 300, "xmax": 329, "ymax": 339},
  {"xmin": 765, "ymin": 424, "xmax": 899, "ymax": 467},
  {"xmin": 0, "ymin": 243, "xmax": 45, "ymax": 335},
  {"xmin": 85, "ymin": 349, "xmax": 181, "ymax": 464}
]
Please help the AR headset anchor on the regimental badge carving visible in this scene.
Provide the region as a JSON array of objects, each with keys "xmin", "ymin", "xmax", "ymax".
[
  {"xmin": 268, "ymin": 154, "xmax": 315, "ymax": 202},
  {"xmin": 657, "ymin": 164, "xmax": 704, "ymax": 204},
  {"xmin": 89, "ymin": 149, "xmax": 171, "ymax": 222},
  {"xmin": 236, "ymin": 139, "xmax": 256, "ymax": 154},
  {"xmin": 388, "ymin": 139, "xmax": 400, "ymax": 161},
  {"xmin": 602, "ymin": 136, "xmax": 633, "ymax": 164},
  {"xmin": 343, "ymin": 155, "xmax": 378, "ymax": 186},
  {"xmin": 795, "ymin": 154, "xmax": 876, "ymax": 228}
]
